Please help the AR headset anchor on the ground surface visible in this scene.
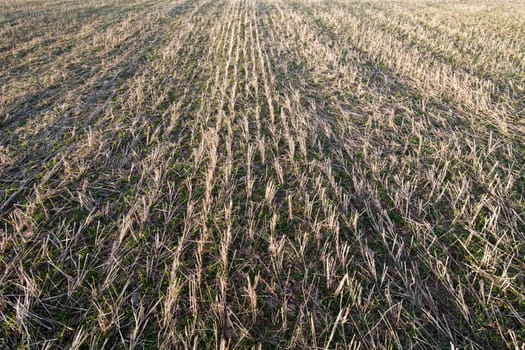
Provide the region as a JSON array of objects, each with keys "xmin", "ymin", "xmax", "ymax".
[{"xmin": 1, "ymin": 0, "xmax": 524, "ymax": 348}]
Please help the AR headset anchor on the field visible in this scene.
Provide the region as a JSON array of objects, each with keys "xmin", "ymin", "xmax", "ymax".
[{"xmin": 1, "ymin": 0, "xmax": 524, "ymax": 348}]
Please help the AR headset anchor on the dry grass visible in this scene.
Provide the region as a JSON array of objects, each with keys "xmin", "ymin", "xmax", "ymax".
[{"xmin": 1, "ymin": 0, "xmax": 524, "ymax": 348}]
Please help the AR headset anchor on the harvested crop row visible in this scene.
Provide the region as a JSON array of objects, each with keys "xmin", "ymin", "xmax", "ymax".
[{"xmin": 1, "ymin": 0, "xmax": 524, "ymax": 348}]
